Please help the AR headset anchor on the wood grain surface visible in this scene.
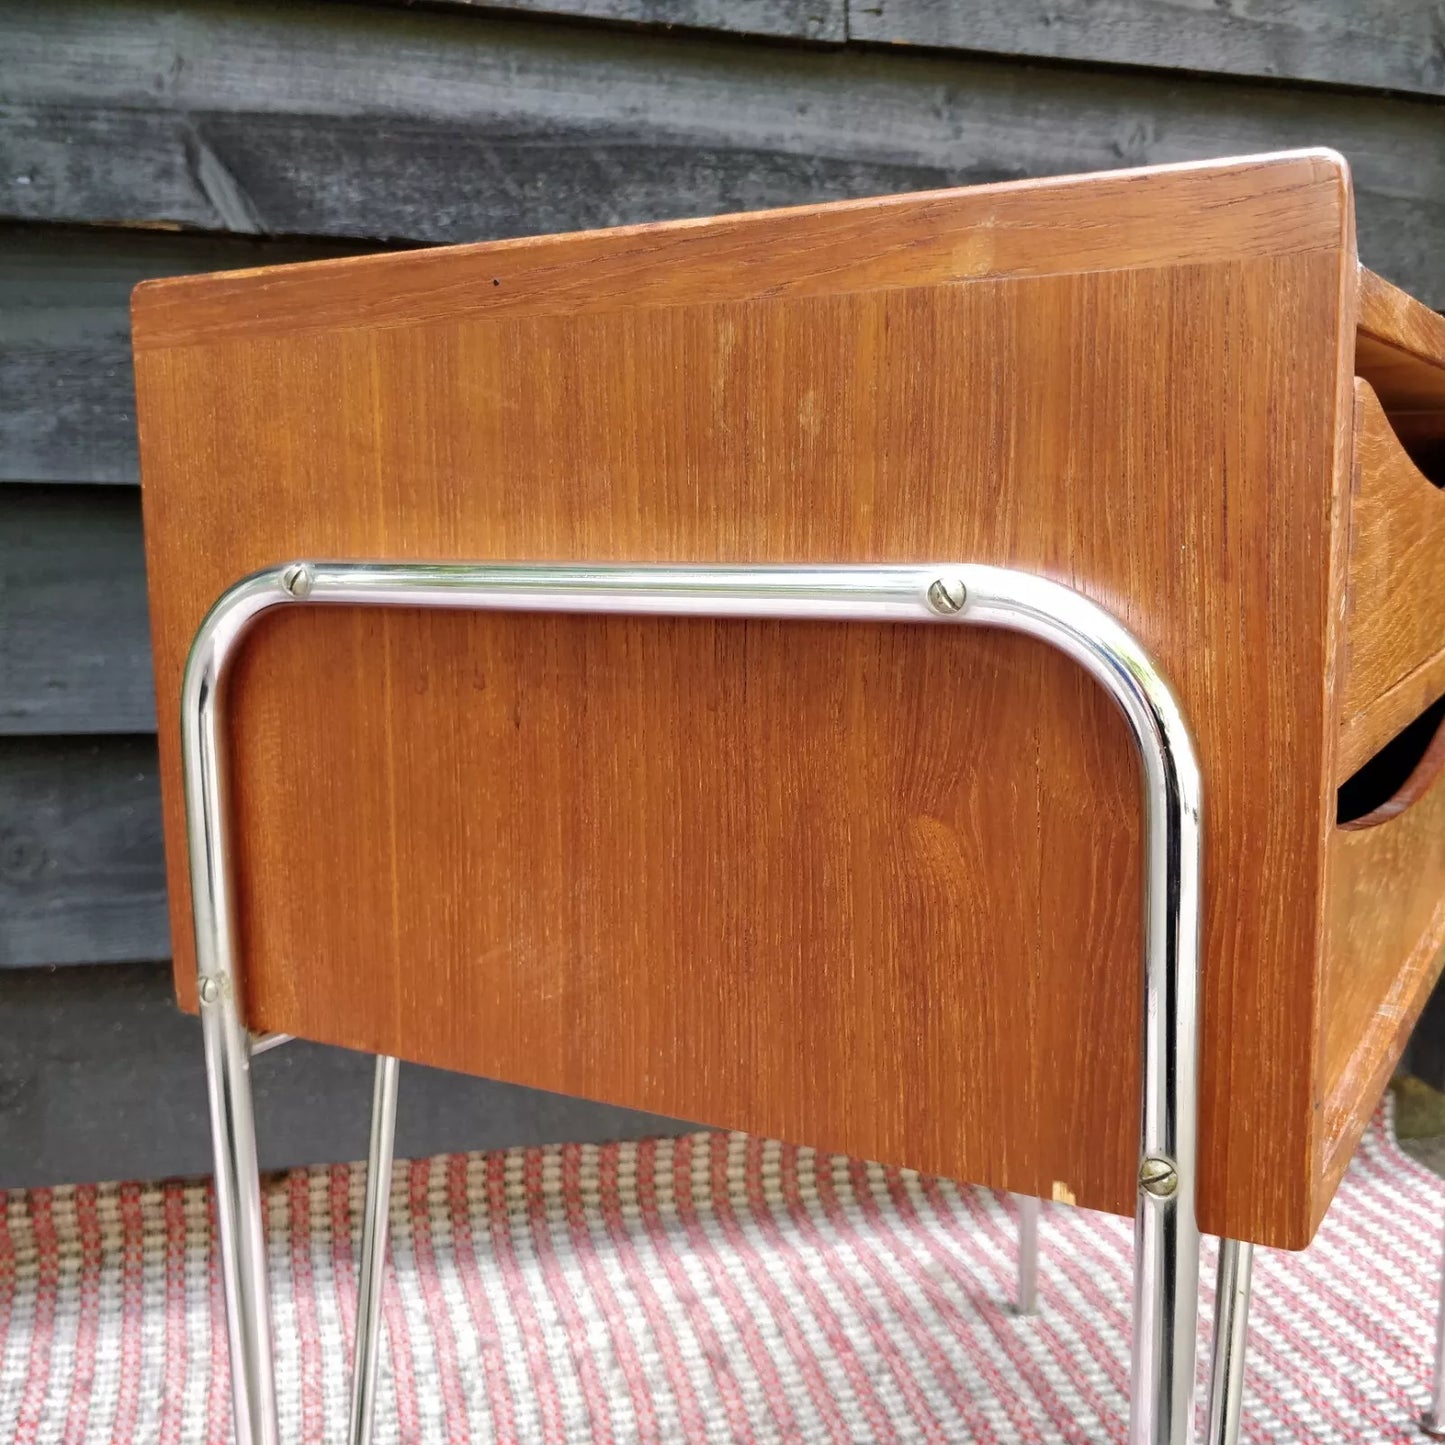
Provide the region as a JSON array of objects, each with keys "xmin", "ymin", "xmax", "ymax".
[
  {"xmin": 1359, "ymin": 268, "xmax": 1445, "ymax": 382},
  {"xmin": 1321, "ymin": 751, "xmax": 1445, "ymax": 1221},
  {"xmin": 1338, "ymin": 382, "xmax": 1445, "ymax": 777},
  {"xmin": 134, "ymin": 150, "xmax": 1439, "ymax": 1249},
  {"xmin": 1316, "ymin": 342, "xmax": 1445, "ymax": 1219},
  {"xmin": 1355, "ymin": 267, "xmax": 1445, "ymax": 497},
  {"xmin": 129, "ymin": 155, "xmax": 1347, "ymax": 351}
]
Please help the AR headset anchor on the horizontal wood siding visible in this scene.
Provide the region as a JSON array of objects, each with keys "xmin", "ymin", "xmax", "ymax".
[
  {"xmin": 850, "ymin": 1, "xmax": 1445, "ymax": 99},
  {"xmin": 0, "ymin": 487, "xmax": 152, "ymax": 734},
  {"xmin": 406, "ymin": 0, "xmax": 849, "ymax": 42},
  {"xmin": 0, "ymin": 737, "xmax": 167, "ymax": 968},
  {"xmin": 0, "ymin": 227, "xmax": 377, "ymax": 486},
  {"xmin": 358, "ymin": 0, "xmax": 1445, "ymax": 99}
]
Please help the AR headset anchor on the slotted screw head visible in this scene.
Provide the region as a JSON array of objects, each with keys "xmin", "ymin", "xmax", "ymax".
[
  {"xmin": 281, "ymin": 563, "xmax": 313, "ymax": 599},
  {"xmin": 927, "ymin": 575, "xmax": 967, "ymax": 615},
  {"xmin": 1138, "ymin": 1155, "xmax": 1179, "ymax": 1198}
]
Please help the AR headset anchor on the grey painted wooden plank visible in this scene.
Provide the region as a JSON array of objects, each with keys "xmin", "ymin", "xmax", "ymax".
[
  {"xmin": 405, "ymin": 0, "xmax": 845, "ymax": 42},
  {"xmin": 0, "ymin": 736, "xmax": 168, "ymax": 967},
  {"xmin": 848, "ymin": 1, "xmax": 1445, "ymax": 100},
  {"xmin": 0, "ymin": 962, "xmax": 691, "ymax": 1188},
  {"xmin": 0, "ymin": 230, "xmax": 139, "ymax": 486},
  {"xmin": 0, "ymin": 226, "xmax": 376, "ymax": 486},
  {"xmin": 0, "ymin": 486, "xmax": 154, "ymax": 734},
  {"xmin": 3, "ymin": 1, "xmax": 1444, "ymax": 306}
]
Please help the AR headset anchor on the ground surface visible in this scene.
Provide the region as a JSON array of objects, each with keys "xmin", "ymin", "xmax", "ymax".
[{"xmin": 1393, "ymin": 1074, "xmax": 1445, "ymax": 1176}]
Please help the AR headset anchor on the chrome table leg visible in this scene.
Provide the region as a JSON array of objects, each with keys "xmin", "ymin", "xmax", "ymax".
[
  {"xmin": 1015, "ymin": 1195, "xmax": 1040, "ymax": 1315},
  {"xmin": 197, "ymin": 976, "xmax": 277, "ymax": 1445},
  {"xmin": 186, "ymin": 584, "xmax": 285, "ymax": 1445},
  {"xmin": 1423, "ymin": 1214, "xmax": 1445, "ymax": 1438},
  {"xmin": 350, "ymin": 1054, "xmax": 400, "ymax": 1445},
  {"xmin": 1205, "ymin": 1238, "xmax": 1253, "ymax": 1445}
]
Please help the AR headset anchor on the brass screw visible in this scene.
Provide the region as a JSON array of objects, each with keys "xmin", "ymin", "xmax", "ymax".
[
  {"xmin": 281, "ymin": 563, "xmax": 313, "ymax": 599},
  {"xmin": 1138, "ymin": 1155, "xmax": 1179, "ymax": 1198},
  {"xmin": 926, "ymin": 575, "xmax": 967, "ymax": 615},
  {"xmin": 199, "ymin": 976, "xmax": 221, "ymax": 1005}
]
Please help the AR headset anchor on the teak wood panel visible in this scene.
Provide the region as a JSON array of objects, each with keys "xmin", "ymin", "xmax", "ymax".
[
  {"xmin": 1356, "ymin": 268, "xmax": 1445, "ymax": 416},
  {"xmin": 1315, "ymin": 363, "xmax": 1445, "ymax": 1225},
  {"xmin": 1354, "ymin": 267, "xmax": 1445, "ymax": 502},
  {"xmin": 135, "ymin": 152, "xmax": 1359, "ymax": 1248},
  {"xmin": 1321, "ymin": 759, "xmax": 1445, "ymax": 1217},
  {"xmin": 1338, "ymin": 382, "xmax": 1445, "ymax": 779}
]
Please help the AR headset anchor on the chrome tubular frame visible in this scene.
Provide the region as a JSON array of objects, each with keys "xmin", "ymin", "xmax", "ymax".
[
  {"xmin": 349, "ymin": 1054, "xmax": 400, "ymax": 1445},
  {"xmin": 1424, "ymin": 1214, "xmax": 1445, "ymax": 1439},
  {"xmin": 1206, "ymin": 1239, "xmax": 1253, "ymax": 1445},
  {"xmin": 1015, "ymin": 1194, "xmax": 1041, "ymax": 1316},
  {"xmin": 183, "ymin": 560, "xmax": 1206, "ymax": 1445}
]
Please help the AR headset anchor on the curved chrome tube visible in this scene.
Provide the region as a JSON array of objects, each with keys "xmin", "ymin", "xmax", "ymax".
[
  {"xmin": 184, "ymin": 560, "xmax": 1203, "ymax": 1445},
  {"xmin": 184, "ymin": 573, "xmax": 295, "ymax": 1445}
]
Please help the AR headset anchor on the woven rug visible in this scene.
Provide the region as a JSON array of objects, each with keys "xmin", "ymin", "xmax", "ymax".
[{"xmin": 1, "ymin": 1101, "xmax": 1440, "ymax": 1443}]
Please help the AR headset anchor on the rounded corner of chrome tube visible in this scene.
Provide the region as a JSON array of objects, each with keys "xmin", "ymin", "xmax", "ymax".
[{"xmin": 181, "ymin": 564, "xmax": 314, "ymax": 708}]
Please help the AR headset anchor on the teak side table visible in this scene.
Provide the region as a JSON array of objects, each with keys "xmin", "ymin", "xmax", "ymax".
[{"xmin": 131, "ymin": 149, "xmax": 1445, "ymax": 1444}]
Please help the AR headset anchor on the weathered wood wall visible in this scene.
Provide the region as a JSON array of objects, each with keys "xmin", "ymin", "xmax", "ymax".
[{"xmin": 2, "ymin": 0, "xmax": 1442, "ymax": 1182}]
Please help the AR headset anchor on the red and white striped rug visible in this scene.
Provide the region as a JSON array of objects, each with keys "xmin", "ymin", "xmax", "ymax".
[{"xmin": 0, "ymin": 1101, "xmax": 1440, "ymax": 1443}]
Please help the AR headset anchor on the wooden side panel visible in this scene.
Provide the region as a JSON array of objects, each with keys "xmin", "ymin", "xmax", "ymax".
[
  {"xmin": 1319, "ymin": 765, "xmax": 1445, "ymax": 1224},
  {"xmin": 1318, "ymin": 358, "xmax": 1445, "ymax": 1227},
  {"xmin": 135, "ymin": 156, "xmax": 1353, "ymax": 1245},
  {"xmin": 226, "ymin": 610, "xmax": 1142, "ymax": 1210},
  {"xmin": 1338, "ymin": 382, "xmax": 1445, "ymax": 778},
  {"xmin": 130, "ymin": 153, "xmax": 1349, "ymax": 349},
  {"xmin": 1357, "ymin": 269, "xmax": 1445, "ymax": 402},
  {"xmin": 1354, "ymin": 268, "xmax": 1445, "ymax": 507}
]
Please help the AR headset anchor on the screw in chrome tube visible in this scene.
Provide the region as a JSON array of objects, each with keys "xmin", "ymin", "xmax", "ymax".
[
  {"xmin": 281, "ymin": 563, "xmax": 313, "ymax": 599},
  {"xmin": 926, "ymin": 575, "xmax": 967, "ymax": 614},
  {"xmin": 1139, "ymin": 1155, "xmax": 1179, "ymax": 1198},
  {"xmin": 199, "ymin": 975, "xmax": 221, "ymax": 1005}
]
